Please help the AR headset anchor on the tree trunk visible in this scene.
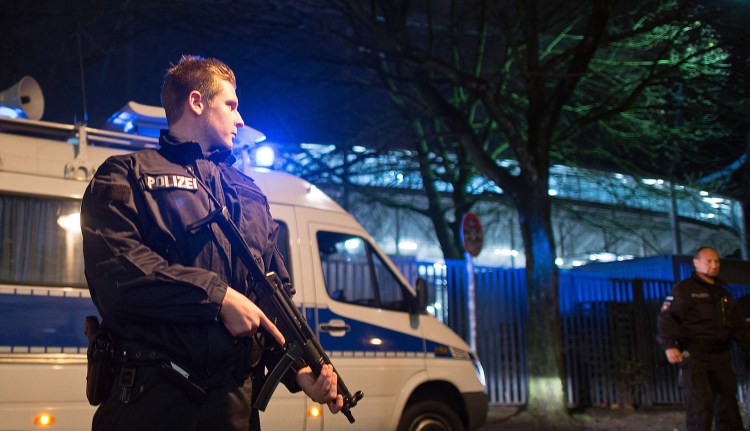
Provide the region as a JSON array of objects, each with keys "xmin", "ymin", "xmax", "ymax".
[
  {"xmin": 516, "ymin": 185, "xmax": 566, "ymax": 417},
  {"xmin": 742, "ymin": 197, "xmax": 750, "ymax": 260}
]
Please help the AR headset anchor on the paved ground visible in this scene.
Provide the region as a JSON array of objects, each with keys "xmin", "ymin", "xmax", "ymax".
[{"xmin": 478, "ymin": 405, "xmax": 687, "ymax": 431}]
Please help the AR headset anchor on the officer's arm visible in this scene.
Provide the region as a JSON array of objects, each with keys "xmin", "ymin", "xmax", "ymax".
[
  {"xmin": 219, "ymin": 287, "xmax": 284, "ymax": 344},
  {"xmin": 656, "ymin": 286, "xmax": 687, "ymax": 355}
]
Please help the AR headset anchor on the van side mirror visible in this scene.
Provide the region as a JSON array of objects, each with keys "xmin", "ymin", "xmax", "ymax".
[{"xmin": 411, "ymin": 277, "xmax": 428, "ymax": 314}]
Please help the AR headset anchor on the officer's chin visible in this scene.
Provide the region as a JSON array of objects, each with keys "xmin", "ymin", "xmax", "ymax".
[{"xmin": 210, "ymin": 141, "xmax": 233, "ymax": 152}]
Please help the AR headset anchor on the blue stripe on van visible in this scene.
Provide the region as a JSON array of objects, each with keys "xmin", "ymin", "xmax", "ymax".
[
  {"xmin": 0, "ymin": 287, "xmax": 98, "ymax": 352},
  {"xmin": 309, "ymin": 308, "xmax": 425, "ymax": 354},
  {"xmin": 0, "ymin": 288, "xmax": 469, "ymax": 361}
]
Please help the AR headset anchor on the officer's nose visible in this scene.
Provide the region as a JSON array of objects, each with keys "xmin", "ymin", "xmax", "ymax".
[{"xmin": 236, "ymin": 112, "xmax": 245, "ymax": 128}]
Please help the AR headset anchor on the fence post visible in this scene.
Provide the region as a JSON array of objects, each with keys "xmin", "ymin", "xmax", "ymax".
[
  {"xmin": 466, "ymin": 252, "xmax": 477, "ymax": 351},
  {"xmin": 631, "ymin": 279, "xmax": 654, "ymax": 407}
]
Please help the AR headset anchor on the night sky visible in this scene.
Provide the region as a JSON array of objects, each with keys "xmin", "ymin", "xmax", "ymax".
[
  {"xmin": 2, "ymin": 1, "xmax": 749, "ymax": 163},
  {"xmin": 0, "ymin": 1, "xmax": 387, "ymax": 145}
]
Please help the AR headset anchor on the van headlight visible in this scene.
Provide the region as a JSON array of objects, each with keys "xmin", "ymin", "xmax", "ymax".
[{"xmin": 470, "ymin": 352, "xmax": 486, "ymax": 387}]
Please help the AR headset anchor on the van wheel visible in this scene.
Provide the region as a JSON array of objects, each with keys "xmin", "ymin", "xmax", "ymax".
[{"xmin": 397, "ymin": 400, "xmax": 464, "ymax": 431}]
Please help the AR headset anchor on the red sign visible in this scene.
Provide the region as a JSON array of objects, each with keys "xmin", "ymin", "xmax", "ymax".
[{"xmin": 461, "ymin": 213, "xmax": 484, "ymax": 257}]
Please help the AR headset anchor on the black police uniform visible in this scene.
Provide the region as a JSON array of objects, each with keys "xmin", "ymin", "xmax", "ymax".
[
  {"xmin": 657, "ymin": 272, "xmax": 746, "ymax": 431},
  {"xmin": 81, "ymin": 132, "xmax": 299, "ymax": 431}
]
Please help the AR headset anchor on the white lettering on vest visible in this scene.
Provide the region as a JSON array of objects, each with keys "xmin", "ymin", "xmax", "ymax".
[{"xmin": 144, "ymin": 174, "xmax": 198, "ymax": 191}]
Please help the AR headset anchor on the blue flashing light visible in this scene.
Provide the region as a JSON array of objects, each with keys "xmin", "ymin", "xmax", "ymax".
[
  {"xmin": 0, "ymin": 106, "xmax": 22, "ymax": 119},
  {"xmin": 255, "ymin": 145, "xmax": 275, "ymax": 167}
]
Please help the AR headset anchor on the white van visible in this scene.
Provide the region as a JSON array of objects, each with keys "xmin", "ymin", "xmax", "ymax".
[{"xmin": 0, "ymin": 114, "xmax": 488, "ymax": 431}]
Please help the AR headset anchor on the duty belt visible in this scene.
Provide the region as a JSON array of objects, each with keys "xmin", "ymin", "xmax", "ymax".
[
  {"xmin": 113, "ymin": 345, "xmax": 208, "ymax": 404},
  {"xmin": 114, "ymin": 345, "xmax": 171, "ymax": 365}
]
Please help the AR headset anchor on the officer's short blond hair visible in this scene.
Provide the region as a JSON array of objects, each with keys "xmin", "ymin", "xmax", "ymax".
[{"xmin": 161, "ymin": 55, "xmax": 236, "ymax": 125}]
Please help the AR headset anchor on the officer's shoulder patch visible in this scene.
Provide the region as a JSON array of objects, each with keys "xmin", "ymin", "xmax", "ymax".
[
  {"xmin": 141, "ymin": 173, "xmax": 198, "ymax": 191},
  {"xmin": 110, "ymin": 184, "xmax": 132, "ymax": 202},
  {"xmin": 661, "ymin": 297, "xmax": 673, "ymax": 312},
  {"xmin": 93, "ymin": 184, "xmax": 131, "ymax": 203}
]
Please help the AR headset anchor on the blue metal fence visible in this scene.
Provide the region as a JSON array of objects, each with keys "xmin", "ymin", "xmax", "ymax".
[{"xmin": 392, "ymin": 256, "xmax": 750, "ymax": 407}]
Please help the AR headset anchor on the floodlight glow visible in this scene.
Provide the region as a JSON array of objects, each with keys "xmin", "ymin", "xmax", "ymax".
[
  {"xmin": 589, "ymin": 252, "xmax": 616, "ymax": 262},
  {"xmin": 702, "ymin": 197, "xmax": 725, "ymax": 205},
  {"xmin": 398, "ymin": 241, "xmax": 418, "ymax": 251},
  {"xmin": 642, "ymin": 179, "xmax": 664, "ymax": 185}
]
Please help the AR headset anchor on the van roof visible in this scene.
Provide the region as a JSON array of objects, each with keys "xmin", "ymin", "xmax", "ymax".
[
  {"xmin": 245, "ymin": 167, "xmax": 347, "ymax": 214},
  {"xmin": 0, "ymin": 117, "xmax": 349, "ymax": 216}
]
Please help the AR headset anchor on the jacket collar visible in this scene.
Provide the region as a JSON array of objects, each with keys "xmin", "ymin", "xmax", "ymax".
[
  {"xmin": 691, "ymin": 271, "xmax": 725, "ymax": 288},
  {"xmin": 158, "ymin": 130, "xmax": 236, "ymax": 165}
]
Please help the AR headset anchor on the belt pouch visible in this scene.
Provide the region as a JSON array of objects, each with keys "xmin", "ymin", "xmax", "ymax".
[{"xmin": 85, "ymin": 316, "xmax": 115, "ymax": 406}]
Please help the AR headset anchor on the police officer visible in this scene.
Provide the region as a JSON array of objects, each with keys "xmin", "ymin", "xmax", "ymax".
[
  {"xmin": 81, "ymin": 55, "xmax": 343, "ymax": 430},
  {"xmin": 657, "ymin": 246, "xmax": 746, "ymax": 431}
]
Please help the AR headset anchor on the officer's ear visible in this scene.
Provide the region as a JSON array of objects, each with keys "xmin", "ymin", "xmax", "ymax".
[{"xmin": 187, "ymin": 90, "xmax": 204, "ymax": 116}]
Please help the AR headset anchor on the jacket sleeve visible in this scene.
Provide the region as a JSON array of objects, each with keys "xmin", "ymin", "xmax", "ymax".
[
  {"xmin": 81, "ymin": 156, "xmax": 227, "ymax": 323},
  {"xmin": 656, "ymin": 285, "xmax": 687, "ymax": 350}
]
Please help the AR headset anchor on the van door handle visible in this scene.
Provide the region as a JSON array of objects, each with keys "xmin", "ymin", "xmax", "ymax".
[{"xmin": 319, "ymin": 319, "xmax": 351, "ymax": 337}]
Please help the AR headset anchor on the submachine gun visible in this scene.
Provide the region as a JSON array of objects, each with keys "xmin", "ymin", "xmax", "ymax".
[{"xmin": 188, "ymin": 206, "xmax": 364, "ymax": 423}]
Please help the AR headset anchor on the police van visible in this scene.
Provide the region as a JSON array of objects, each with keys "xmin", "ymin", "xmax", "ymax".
[{"xmin": 0, "ymin": 80, "xmax": 487, "ymax": 430}]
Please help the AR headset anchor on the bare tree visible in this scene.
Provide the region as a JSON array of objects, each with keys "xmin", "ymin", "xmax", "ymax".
[{"xmin": 265, "ymin": 0, "xmax": 750, "ymax": 419}]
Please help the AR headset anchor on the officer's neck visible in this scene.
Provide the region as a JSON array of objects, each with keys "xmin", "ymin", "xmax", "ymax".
[{"xmin": 696, "ymin": 272, "xmax": 716, "ymax": 285}]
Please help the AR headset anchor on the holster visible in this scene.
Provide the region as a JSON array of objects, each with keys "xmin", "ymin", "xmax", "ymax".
[{"xmin": 84, "ymin": 315, "xmax": 115, "ymax": 406}]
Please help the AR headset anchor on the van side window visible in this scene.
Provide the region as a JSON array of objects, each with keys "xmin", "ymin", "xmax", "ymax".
[
  {"xmin": 317, "ymin": 231, "xmax": 407, "ymax": 311},
  {"xmin": 0, "ymin": 194, "xmax": 85, "ymax": 287}
]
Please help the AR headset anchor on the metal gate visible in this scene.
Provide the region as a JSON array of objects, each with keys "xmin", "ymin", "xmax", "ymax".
[{"xmin": 392, "ymin": 257, "xmax": 750, "ymax": 407}]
